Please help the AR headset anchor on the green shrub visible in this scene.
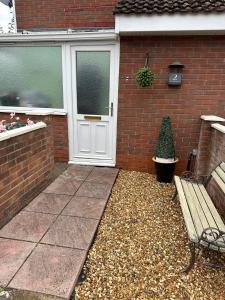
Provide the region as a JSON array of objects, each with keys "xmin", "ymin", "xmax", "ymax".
[
  {"xmin": 136, "ymin": 67, "xmax": 155, "ymax": 87},
  {"xmin": 155, "ymin": 116, "xmax": 175, "ymax": 159}
]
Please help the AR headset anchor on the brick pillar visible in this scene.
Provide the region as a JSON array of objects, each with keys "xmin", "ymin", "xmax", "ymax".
[
  {"xmin": 207, "ymin": 124, "xmax": 225, "ymax": 219},
  {"xmin": 195, "ymin": 115, "xmax": 225, "ymax": 176}
]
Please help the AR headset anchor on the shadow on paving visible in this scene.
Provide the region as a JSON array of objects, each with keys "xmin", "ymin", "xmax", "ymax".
[{"xmin": 1, "ymin": 289, "xmax": 70, "ymax": 300}]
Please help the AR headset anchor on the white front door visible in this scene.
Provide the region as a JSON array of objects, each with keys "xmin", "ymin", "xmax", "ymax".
[{"xmin": 69, "ymin": 45, "xmax": 118, "ymax": 166}]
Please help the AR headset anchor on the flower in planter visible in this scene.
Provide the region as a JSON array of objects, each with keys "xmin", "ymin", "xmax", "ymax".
[
  {"xmin": 0, "ymin": 113, "xmax": 35, "ymax": 134},
  {"xmin": 27, "ymin": 118, "xmax": 34, "ymax": 126},
  {"xmin": 10, "ymin": 112, "xmax": 15, "ymax": 119},
  {"xmin": 0, "ymin": 122, "xmax": 6, "ymax": 132}
]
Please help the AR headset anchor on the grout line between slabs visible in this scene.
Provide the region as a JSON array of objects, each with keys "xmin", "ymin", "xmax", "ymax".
[
  {"xmin": 7, "ymin": 241, "xmax": 39, "ymax": 287},
  {"xmin": 6, "ymin": 200, "xmax": 67, "ymax": 287},
  {"xmin": 38, "ymin": 241, "xmax": 88, "ymax": 252},
  {"xmin": 19, "ymin": 210, "xmax": 60, "ymax": 216},
  {"xmin": 59, "ymin": 214, "xmax": 100, "ymax": 221},
  {"xmin": 69, "ymin": 168, "xmax": 94, "ymax": 198}
]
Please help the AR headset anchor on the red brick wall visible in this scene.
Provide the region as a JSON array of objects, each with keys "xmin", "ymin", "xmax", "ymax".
[
  {"xmin": 0, "ymin": 113, "xmax": 69, "ymax": 163},
  {"xmin": 195, "ymin": 118, "xmax": 225, "ymax": 176},
  {"xmin": 52, "ymin": 115, "xmax": 69, "ymax": 162},
  {"xmin": 116, "ymin": 36, "xmax": 225, "ymax": 173},
  {"xmin": 195, "ymin": 120, "xmax": 213, "ymax": 176},
  {"xmin": 206, "ymin": 127, "xmax": 225, "ymax": 219},
  {"xmin": 15, "ymin": 0, "xmax": 117, "ymax": 30},
  {"xmin": 207, "ymin": 128, "xmax": 225, "ymax": 175},
  {"xmin": 0, "ymin": 125, "xmax": 54, "ymax": 228}
]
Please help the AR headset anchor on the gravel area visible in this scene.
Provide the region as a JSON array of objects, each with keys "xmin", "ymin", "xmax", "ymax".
[{"xmin": 75, "ymin": 170, "xmax": 225, "ymax": 299}]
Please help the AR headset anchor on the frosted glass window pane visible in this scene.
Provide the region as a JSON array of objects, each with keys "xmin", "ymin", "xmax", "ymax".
[
  {"xmin": 76, "ymin": 51, "xmax": 110, "ymax": 115},
  {"xmin": 0, "ymin": 46, "xmax": 63, "ymax": 109}
]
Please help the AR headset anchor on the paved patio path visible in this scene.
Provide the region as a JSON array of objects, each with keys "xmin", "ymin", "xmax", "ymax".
[{"xmin": 0, "ymin": 165, "xmax": 118, "ymax": 300}]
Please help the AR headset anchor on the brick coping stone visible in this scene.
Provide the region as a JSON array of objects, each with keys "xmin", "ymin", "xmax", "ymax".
[
  {"xmin": 211, "ymin": 123, "xmax": 225, "ymax": 134},
  {"xmin": 201, "ymin": 115, "xmax": 225, "ymax": 122}
]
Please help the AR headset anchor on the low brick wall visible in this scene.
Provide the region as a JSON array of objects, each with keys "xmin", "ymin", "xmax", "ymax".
[
  {"xmin": 0, "ymin": 113, "xmax": 69, "ymax": 163},
  {"xmin": 195, "ymin": 116, "xmax": 225, "ymax": 176},
  {"xmin": 206, "ymin": 125, "xmax": 225, "ymax": 219},
  {"xmin": 0, "ymin": 125, "xmax": 54, "ymax": 228},
  {"xmin": 195, "ymin": 118, "xmax": 225, "ymax": 219}
]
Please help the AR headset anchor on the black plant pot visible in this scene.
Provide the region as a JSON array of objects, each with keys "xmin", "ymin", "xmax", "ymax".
[{"xmin": 153, "ymin": 158, "xmax": 178, "ymax": 183}]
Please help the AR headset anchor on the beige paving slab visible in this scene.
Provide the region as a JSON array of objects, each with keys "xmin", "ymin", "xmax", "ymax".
[
  {"xmin": 24, "ymin": 193, "xmax": 72, "ymax": 215},
  {"xmin": 0, "ymin": 212, "xmax": 57, "ymax": 242},
  {"xmin": 41, "ymin": 216, "xmax": 99, "ymax": 250},
  {"xmin": 0, "ymin": 165, "xmax": 118, "ymax": 300},
  {"xmin": 43, "ymin": 176, "xmax": 82, "ymax": 196},
  {"xmin": 92, "ymin": 167, "xmax": 119, "ymax": 176},
  {"xmin": 76, "ymin": 181, "xmax": 112, "ymax": 199},
  {"xmin": 62, "ymin": 165, "xmax": 93, "ymax": 181},
  {"xmin": 0, "ymin": 238, "xmax": 35, "ymax": 287},
  {"xmin": 9, "ymin": 244, "xmax": 86, "ymax": 299},
  {"xmin": 61, "ymin": 196, "xmax": 107, "ymax": 219},
  {"xmin": 67, "ymin": 165, "xmax": 94, "ymax": 173},
  {"xmin": 86, "ymin": 167, "xmax": 119, "ymax": 184}
]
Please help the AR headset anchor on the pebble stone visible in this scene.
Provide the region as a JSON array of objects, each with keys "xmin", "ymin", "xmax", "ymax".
[{"xmin": 75, "ymin": 170, "xmax": 225, "ymax": 299}]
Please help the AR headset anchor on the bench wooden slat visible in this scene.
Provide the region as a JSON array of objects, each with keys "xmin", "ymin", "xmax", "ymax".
[
  {"xmin": 186, "ymin": 182, "xmax": 210, "ymax": 230},
  {"xmin": 212, "ymin": 171, "xmax": 225, "ymax": 194},
  {"xmin": 181, "ymin": 179, "xmax": 204, "ymax": 237},
  {"xmin": 215, "ymin": 166, "xmax": 225, "ymax": 183},
  {"xmin": 174, "ymin": 176, "xmax": 198, "ymax": 242},
  {"xmin": 219, "ymin": 162, "xmax": 225, "ymax": 172},
  {"xmin": 191, "ymin": 184, "xmax": 225, "ymax": 251},
  {"xmin": 175, "ymin": 163, "xmax": 225, "ymax": 258},
  {"xmin": 199, "ymin": 185, "xmax": 225, "ymax": 232},
  {"xmin": 193, "ymin": 184, "xmax": 218, "ymax": 229}
]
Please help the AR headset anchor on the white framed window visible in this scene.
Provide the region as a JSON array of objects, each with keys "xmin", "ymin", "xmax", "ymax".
[
  {"xmin": 0, "ymin": 0, "xmax": 16, "ymax": 33},
  {"xmin": 0, "ymin": 31, "xmax": 118, "ymax": 115},
  {"xmin": 0, "ymin": 45, "xmax": 65, "ymax": 113}
]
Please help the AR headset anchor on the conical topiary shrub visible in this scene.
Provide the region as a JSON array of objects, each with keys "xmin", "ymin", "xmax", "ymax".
[
  {"xmin": 153, "ymin": 116, "xmax": 178, "ymax": 183},
  {"xmin": 155, "ymin": 116, "xmax": 175, "ymax": 160}
]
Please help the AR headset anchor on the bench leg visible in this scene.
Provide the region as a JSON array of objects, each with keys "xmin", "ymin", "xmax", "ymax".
[
  {"xmin": 172, "ymin": 190, "xmax": 177, "ymax": 201},
  {"xmin": 181, "ymin": 242, "xmax": 196, "ymax": 273}
]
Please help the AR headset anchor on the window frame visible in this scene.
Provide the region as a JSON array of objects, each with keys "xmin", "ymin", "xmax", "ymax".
[{"xmin": 0, "ymin": 42, "xmax": 67, "ymax": 115}]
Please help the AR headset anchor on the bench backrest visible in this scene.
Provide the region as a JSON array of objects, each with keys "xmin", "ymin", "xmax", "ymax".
[{"xmin": 211, "ymin": 162, "xmax": 225, "ymax": 194}]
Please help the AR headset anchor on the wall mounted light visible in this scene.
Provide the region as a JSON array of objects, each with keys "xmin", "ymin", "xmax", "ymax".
[{"xmin": 168, "ymin": 61, "xmax": 184, "ymax": 86}]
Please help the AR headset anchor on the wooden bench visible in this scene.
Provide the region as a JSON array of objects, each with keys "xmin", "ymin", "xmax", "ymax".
[{"xmin": 174, "ymin": 162, "xmax": 225, "ymax": 273}]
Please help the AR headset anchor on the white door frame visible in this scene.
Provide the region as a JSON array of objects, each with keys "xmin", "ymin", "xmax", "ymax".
[{"xmin": 64, "ymin": 40, "xmax": 120, "ymax": 167}]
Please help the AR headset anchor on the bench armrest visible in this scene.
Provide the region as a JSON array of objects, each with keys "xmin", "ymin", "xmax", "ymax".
[
  {"xmin": 200, "ymin": 227, "xmax": 225, "ymax": 250},
  {"xmin": 181, "ymin": 171, "xmax": 209, "ymax": 185}
]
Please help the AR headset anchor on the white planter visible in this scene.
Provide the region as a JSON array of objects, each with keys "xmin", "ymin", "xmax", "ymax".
[
  {"xmin": 152, "ymin": 157, "xmax": 179, "ymax": 164},
  {"xmin": 0, "ymin": 122, "xmax": 46, "ymax": 142}
]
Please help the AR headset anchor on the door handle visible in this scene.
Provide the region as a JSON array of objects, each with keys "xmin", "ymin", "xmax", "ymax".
[{"xmin": 105, "ymin": 102, "xmax": 113, "ymax": 117}]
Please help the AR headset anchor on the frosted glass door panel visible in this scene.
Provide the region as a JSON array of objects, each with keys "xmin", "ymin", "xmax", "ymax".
[
  {"xmin": 76, "ymin": 51, "xmax": 110, "ymax": 115},
  {"xmin": 0, "ymin": 47, "xmax": 63, "ymax": 108}
]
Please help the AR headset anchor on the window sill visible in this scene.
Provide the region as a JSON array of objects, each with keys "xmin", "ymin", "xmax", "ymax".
[{"xmin": 0, "ymin": 108, "xmax": 67, "ymax": 116}]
